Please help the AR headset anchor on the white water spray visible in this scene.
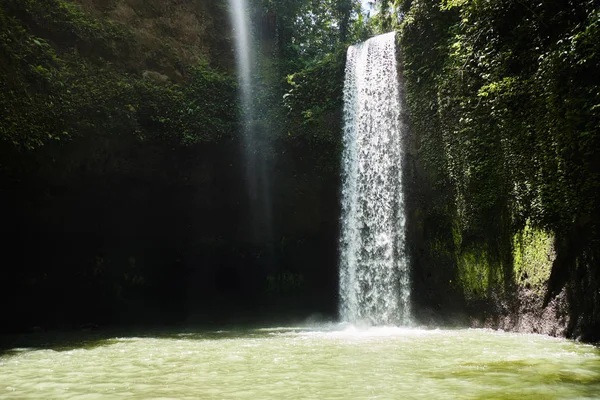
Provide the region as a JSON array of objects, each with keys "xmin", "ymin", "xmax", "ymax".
[{"xmin": 339, "ymin": 32, "xmax": 411, "ymax": 325}]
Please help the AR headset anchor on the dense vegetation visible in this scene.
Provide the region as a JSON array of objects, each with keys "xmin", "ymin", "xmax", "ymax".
[
  {"xmin": 0, "ymin": 0, "xmax": 237, "ymax": 149},
  {"xmin": 399, "ymin": 0, "xmax": 600, "ymax": 339}
]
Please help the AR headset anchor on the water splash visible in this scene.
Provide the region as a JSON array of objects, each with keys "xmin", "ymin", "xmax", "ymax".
[{"xmin": 339, "ymin": 32, "xmax": 411, "ymax": 325}]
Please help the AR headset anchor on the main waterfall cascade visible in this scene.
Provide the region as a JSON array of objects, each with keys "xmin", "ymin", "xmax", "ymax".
[{"xmin": 339, "ymin": 32, "xmax": 411, "ymax": 325}]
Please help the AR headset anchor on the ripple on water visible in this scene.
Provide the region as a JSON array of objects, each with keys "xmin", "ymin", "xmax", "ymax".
[{"xmin": 1, "ymin": 327, "xmax": 600, "ymax": 399}]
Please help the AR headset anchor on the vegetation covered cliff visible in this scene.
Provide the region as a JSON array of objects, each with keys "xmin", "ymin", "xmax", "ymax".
[{"xmin": 397, "ymin": 0, "xmax": 600, "ymax": 340}]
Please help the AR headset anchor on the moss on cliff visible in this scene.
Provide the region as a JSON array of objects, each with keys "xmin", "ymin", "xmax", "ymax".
[{"xmin": 512, "ymin": 222, "xmax": 555, "ymax": 295}]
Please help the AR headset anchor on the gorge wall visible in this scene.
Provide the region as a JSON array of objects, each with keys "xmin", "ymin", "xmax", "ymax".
[{"xmin": 1, "ymin": 0, "xmax": 599, "ymax": 341}]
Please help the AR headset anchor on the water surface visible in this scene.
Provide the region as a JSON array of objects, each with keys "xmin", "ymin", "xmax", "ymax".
[{"xmin": 1, "ymin": 326, "xmax": 599, "ymax": 399}]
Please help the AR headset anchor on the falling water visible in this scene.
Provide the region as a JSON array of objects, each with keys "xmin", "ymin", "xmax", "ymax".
[
  {"xmin": 339, "ymin": 32, "xmax": 411, "ymax": 325},
  {"xmin": 228, "ymin": 0, "xmax": 251, "ymax": 107},
  {"xmin": 228, "ymin": 0, "xmax": 272, "ymax": 241}
]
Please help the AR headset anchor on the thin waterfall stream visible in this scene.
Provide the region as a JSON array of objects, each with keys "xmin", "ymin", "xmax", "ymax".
[
  {"xmin": 339, "ymin": 32, "xmax": 411, "ymax": 325},
  {"xmin": 227, "ymin": 0, "xmax": 272, "ymax": 241}
]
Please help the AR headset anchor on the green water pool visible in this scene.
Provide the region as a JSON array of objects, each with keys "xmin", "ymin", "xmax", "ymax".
[{"xmin": 1, "ymin": 326, "xmax": 599, "ymax": 399}]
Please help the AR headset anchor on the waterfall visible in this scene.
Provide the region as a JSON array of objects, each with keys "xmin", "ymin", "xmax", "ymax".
[
  {"xmin": 228, "ymin": 0, "xmax": 272, "ymax": 241},
  {"xmin": 228, "ymin": 0, "xmax": 251, "ymax": 107},
  {"xmin": 339, "ymin": 32, "xmax": 411, "ymax": 326}
]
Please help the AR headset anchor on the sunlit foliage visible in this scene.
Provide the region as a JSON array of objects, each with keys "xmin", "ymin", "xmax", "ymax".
[{"xmin": 0, "ymin": 0, "xmax": 237, "ymax": 149}]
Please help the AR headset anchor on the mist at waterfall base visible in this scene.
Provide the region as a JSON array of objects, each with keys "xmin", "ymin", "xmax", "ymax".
[
  {"xmin": 228, "ymin": 0, "xmax": 273, "ymax": 243},
  {"xmin": 339, "ymin": 32, "xmax": 411, "ymax": 326}
]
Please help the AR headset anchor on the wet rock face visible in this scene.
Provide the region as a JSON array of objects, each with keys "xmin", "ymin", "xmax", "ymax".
[{"xmin": 472, "ymin": 288, "xmax": 571, "ymax": 338}]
